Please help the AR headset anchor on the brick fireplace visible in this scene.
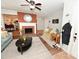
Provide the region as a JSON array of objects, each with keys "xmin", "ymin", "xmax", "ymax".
[
  {"xmin": 19, "ymin": 23, "xmax": 36, "ymax": 34},
  {"xmin": 18, "ymin": 12, "xmax": 37, "ymax": 35}
]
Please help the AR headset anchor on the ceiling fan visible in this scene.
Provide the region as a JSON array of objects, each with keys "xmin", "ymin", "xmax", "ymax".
[{"xmin": 21, "ymin": 0, "xmax": 42, "ymax": 11}]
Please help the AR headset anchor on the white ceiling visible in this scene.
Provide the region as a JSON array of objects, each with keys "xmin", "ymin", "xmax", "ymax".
[{"xmin": 1, "ymin": 0, "xmax": 64, "ymax": 18}]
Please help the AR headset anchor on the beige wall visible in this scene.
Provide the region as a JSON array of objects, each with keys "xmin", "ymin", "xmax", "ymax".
[
  {"xmin": 37, "ymin": 17, "xmax": 45, "ymax": 30},
  {"xmin": 44, "ymin": 8, "xmax": 63, "ymax": 32}
]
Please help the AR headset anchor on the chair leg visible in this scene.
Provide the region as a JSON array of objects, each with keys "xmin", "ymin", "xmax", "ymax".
[
  {"xmin": 53, "ymin": 44, "xmax": 57, "ymax": 48},
  {"xmin": 53, "ymin": 44, "xmax": 59, "ymax": 49}
]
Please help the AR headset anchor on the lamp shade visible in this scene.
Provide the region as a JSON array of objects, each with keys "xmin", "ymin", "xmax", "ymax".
[{"xmin": 24, "ymin": 14, "xmax": 32, "ymax": 22}]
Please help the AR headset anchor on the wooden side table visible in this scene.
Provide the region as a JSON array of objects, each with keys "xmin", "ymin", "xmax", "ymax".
[
  {"xmin": 55, "ymin": 34, "xmax": 60, "ymax": 44},
  {"xmin": 51, "ymin": 33, "xmax": 60, "ymax": 44},
  {"xmin": 12, "ymin": 30, "xmax": 20, "ymax": 39}
]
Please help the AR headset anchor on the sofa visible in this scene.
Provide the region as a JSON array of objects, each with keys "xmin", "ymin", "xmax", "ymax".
[
  {"xmin": 41, "ymin": 27, "xmax": 60, "ymax": 48},
  {"xmin": 1, "ymin": 31, "xmax": 13, "ymax": 52}
]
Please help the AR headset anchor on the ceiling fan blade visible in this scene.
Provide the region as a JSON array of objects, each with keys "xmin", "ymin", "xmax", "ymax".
[
  {"xmin": 35, "ymin": 6, "xmax": 41, "ymax": 10},
  {"xmin": 35, "ymin": 3, "xmax": 42, "ymax": 5},
  {"xmin": 26, "ymin": 0, "xmax": 30, "ymax": 3}
]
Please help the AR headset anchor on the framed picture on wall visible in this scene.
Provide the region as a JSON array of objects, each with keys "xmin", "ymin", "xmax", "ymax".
[{"xmin": 52, "ymin": 19, "xmax": 59, "ymax": 24}]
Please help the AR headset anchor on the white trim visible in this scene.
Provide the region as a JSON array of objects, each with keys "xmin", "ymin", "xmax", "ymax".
[{"xmin": 19, "ymin": 22, "xmax": 36, "ymax": 34}]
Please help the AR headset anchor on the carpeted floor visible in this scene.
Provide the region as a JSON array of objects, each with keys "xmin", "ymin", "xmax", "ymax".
[{"xmin": 1, "ymin": 37, "xmax": 53, "ymax": 59}]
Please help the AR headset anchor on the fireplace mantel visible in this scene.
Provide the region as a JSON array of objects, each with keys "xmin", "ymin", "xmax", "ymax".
[{"xmin": 19, "ymin": 22, "xmax": 36, "ymax": 34}]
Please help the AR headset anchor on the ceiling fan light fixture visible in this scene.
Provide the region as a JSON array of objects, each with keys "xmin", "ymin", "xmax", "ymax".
[
  {"xmin": 30, "ymin": 5, "xmax": 35, "ymax": 9},
  {"xmin": 28, "ymin": 0, "xmax": 30, "ymax": 1}
]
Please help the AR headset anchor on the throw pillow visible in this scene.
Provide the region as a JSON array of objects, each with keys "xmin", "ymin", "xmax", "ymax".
[
  {"xmin": 44, "ymin": 28, "xmax": 49, "ymax": 33},
  {"xmin": 1, "ymin": 31, "xmax": 8, "ymax": 39}
]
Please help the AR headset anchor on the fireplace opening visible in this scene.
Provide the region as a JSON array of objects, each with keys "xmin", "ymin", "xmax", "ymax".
[{"xmin": 25, "ymin": 28, "xmax": 33, "ymax": 33}]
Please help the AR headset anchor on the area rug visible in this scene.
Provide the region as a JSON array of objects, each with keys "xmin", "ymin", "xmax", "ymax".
[{"xmin": 1, "ymin": 37, "xmax": 53, "ymax": 59}]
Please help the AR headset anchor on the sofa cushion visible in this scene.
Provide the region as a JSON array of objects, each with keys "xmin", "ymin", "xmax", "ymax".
[
  {"xmin": 50, "ymin": 29, "xmax": 56, "ymax": 33},
  {"xmin": 1, "ymin": 31, "xmax": 8, "ymax": 39},
  {"xmin": 44, "ymin": 28, "xmax": 52, "ymax": 33},
  {"xmin": 44, "ymin": 28, "xmax": 49, "ymax": 33}
]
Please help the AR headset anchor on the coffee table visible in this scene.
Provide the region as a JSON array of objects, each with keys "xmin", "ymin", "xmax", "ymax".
[{"xmin": 16, "ymin": 37, "xmax": 32, "ymax": 54}]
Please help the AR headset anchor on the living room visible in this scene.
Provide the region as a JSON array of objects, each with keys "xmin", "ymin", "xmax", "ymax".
[{"xmin": 1, "ymin": 0, "xmax": 78, "ymax": 59}]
